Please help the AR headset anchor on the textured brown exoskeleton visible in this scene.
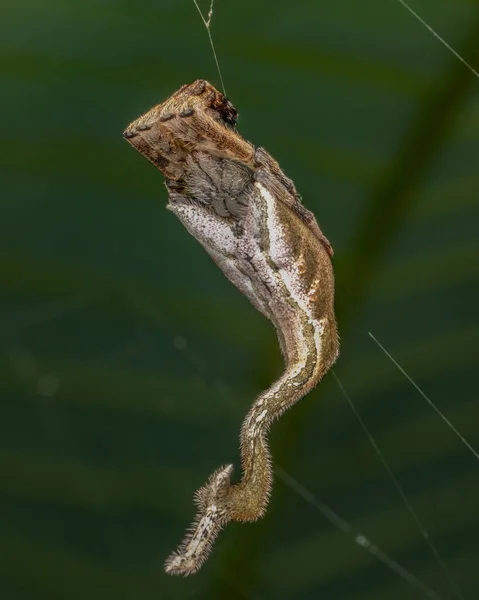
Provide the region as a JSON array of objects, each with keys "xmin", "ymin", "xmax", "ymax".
[{"xmin": 124, "ymin": 80, "xmax": 339, "ymax": 575}]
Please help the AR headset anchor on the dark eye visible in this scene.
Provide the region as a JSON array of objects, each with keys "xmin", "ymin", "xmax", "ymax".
[{"xmin": 211, "ymin": 95, "xmax": 238, "ymax": 128}]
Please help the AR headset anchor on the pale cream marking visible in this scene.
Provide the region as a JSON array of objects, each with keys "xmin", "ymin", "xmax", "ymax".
[
  {"xmin": 256, "ymin": 409, "xmax": 268, "ymax": 423},
  {"xmin": 256, "ymin": 181, "xmax": 326, "ymax": 365}
]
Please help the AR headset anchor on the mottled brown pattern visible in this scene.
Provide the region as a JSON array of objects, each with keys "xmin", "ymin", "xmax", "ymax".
[{"xmin": 124, "ymin": 81, "xmax": 338, "ymax": 576}]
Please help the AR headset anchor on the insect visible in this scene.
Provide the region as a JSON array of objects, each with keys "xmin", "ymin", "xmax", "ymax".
[{"xmin": 124, "ymin": 80, "xmax": 339, "ymax": 575}]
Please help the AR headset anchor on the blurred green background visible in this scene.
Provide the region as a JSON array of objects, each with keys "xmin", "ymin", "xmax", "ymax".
[{"xmin": 1, "ymin": 0, "xmax": 478, "ymax": 598}]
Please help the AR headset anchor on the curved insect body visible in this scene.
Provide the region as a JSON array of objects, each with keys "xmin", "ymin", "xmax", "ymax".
[{"xmin": 124, "ymin": 80, "xmax": 339, "ymax": 575}]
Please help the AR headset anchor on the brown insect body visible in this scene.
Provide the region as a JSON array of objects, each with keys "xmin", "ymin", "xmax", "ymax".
[{"xmin": 124, "ymin": 80, "xmax": 338, "ymax": 575}]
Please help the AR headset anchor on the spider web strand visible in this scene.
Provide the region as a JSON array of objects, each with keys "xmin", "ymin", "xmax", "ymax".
[
  {"xmin": 395, "ymin": 0, "xmax": 479, "ymax": 79},
  {"xmin": 368, "ymin": 332, "xmax": 479, "ymax": 463},
  {"xmin": 192, "ymin": 0, "xmax": 227, "ymax": 95},
  {"xmin": 276, "ymin": 465, "xmax": 442, "ymax": 600},
  {"xmin": 332, "ymin": 370, "xmax": 465, "ymax": 600}
]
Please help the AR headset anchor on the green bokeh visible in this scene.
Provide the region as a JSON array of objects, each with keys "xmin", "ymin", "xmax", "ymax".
[{"xmin": 1, "ymin": 1, "xmax": 478, "ymax": 598}]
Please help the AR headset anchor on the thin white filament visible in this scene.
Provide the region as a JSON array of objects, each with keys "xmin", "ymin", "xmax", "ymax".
[
  {"xmin": 332, "ymin": 370, "xmax": 465, "ymax": 600},
  {"xmin": 192, "ymin": 0, "xmax": 227, "ymax": 95},
  {"xmin": 368, "ymin": 331, "xmax": 479, "ymax": 462},
  {"xmin": 276, "ymin": 465, "xmax": 442, "ymax": 600},
  {"xmin": 395, "ymin": 0, "xmax": 479, "ymax": 79}
]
